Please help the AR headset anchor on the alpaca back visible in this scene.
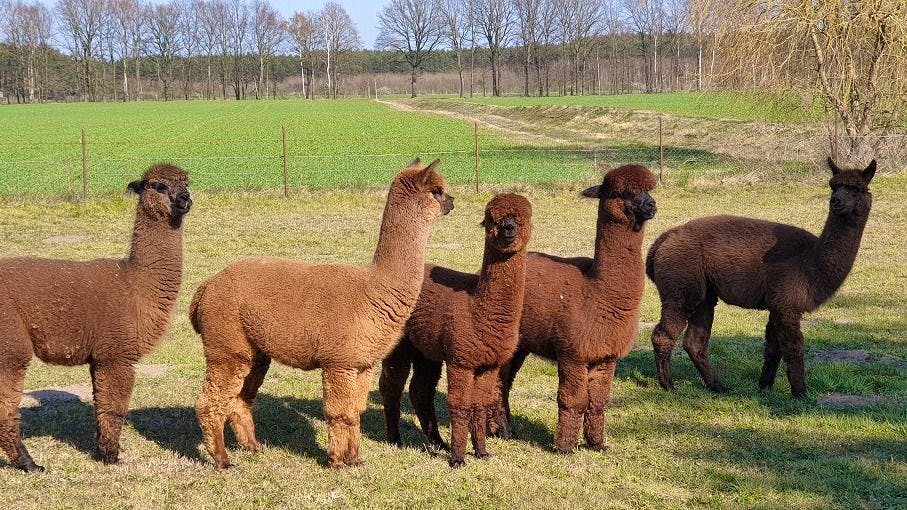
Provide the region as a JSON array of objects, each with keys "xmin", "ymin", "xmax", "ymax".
[
  {"xmin": 405, "ymin": 264, "xmax": 478, "ymax": 362},
  {"xmin": 0, "ymin": 257, "xmax": 135, "ymax": 365},
  {"xmin": 649, "ymin": 215, "xmax": 817, "ymax": 309}
]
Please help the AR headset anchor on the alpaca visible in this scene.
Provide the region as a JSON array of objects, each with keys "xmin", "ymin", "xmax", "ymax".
[
  {"xmin": 191, "ymin": 158, "xmax": 454, "ymax": 469},
  {"xmin": 379, "ymin": 193, "xmax": 532, "ymax": 467},
  {"xmin": 647, "ymin": 158, "xmax": 875, "ymax": 398},
  {"xmin": 492, "ymin": 165, "xmax": 657, "ymax": 453},
  {"xmin": 0, "ymin": 164, "xmax": 192, "ymax": 472}
]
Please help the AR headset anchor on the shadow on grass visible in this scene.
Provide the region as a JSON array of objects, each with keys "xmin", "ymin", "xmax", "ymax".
[{"xmin": 20, "ymin": 391, "xmax": 96, "ymax": 457}]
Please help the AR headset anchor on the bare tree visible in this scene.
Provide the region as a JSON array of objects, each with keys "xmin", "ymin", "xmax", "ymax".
[
  {"xmin": 196, "ymin": 0, "xmax": 219, "ymax": 98},
  {"xmin": 146, "ymin": 0, "xmax": 180, "ymax": 100},
  {"xmin": 179, "ymin": 0, "xmax": 200, "ymax": 99},
  {"xmin": 108, "ymin": 0, "xmax": 140, "ymax": 100},
  {"xmin": 288, "ymin": 11, "xmax": 317, "ymax": 98},
  {"xmin": 317, "ymin": 2, "xmax": 359, "ymax": 99},
  {"xmin": 512, "ymin": 0, "xmax": 539, "ymax": 96},
  {"xmin": 438, "ymin": 0, "xmax": 469, "ymax": 97},
  {"xmin": 473, "ymin": 0, "xmax": 514, "ymax": 96},
  {"xmin": 249, "ymin": 0, "xmax": 283, "ymax": 99},
  {"xmin": 56, "ymin": 0, "xmax": 108, "ymax": 101},
  {"xmin": 624, "ymin": 0, "xmax": 664, "ymax": 93},
  {"xmin": 225, "ymin": 0, "xmax": 249, "ymax": 99},
  {"xmin": 377, "ymin": 0, "xmax": 444, "ymax": 98},
  {"xmin": 2, "ymin": 1, "xmax": 52, "ymax": 102},
  {"xmin": 717, "ymin": 0, "xmax": 907, "ymax": 159}
]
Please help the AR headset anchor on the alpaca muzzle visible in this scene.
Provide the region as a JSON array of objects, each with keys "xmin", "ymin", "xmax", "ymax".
[{"xmin": 172, "ymin": 191, "xmax": 193, "ymax": 215}]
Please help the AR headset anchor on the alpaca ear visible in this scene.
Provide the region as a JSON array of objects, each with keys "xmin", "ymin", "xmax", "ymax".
[
  {"xmin": 419, "ymin": 159, "xmax": 442, "ymax": 185},
  {"xmin": 862, "ymin": 160, "xmax": 876, "ymax": 182},
  {"xmin": 827, "ymin": 157, "xmax": 842, "ymax": 175},
  {"xmin": 406, "ymin": 157, "xmax": 422, "ymax": 170},
  {"xmin": 127, "ymin": 179, "xmax": 146, "ymax": 195},
  {"xmin": 580, "ymin": 185, "xmax": 601, "ymax": 198}
]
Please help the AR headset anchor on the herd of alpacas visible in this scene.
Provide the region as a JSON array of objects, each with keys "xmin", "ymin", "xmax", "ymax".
[{"xmin": 0, "ymin": 156, "xmax": 875, "ymax": 472}]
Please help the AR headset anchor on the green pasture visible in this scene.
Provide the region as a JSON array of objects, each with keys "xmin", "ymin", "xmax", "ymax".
[
  {"xmin": 457, "ymin": 91, "xmax": 827, "ymax": 124},
  {"xmin": 0, "ymin": 99, "xmax": 600, "ymax": 196},
  {"xmin": 0, "ymin": 173, "xmax": 904, "ymax": 509}
]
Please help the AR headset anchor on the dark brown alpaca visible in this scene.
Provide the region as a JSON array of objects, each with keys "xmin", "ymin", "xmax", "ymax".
[
  {"xmin": 0, "ymin": 164, "xmax": 192, "ymax": 472},
  {"xmin": 379, "ymin": 193, "xmax": 532, "ymax": 467},
  {"xmin": 191, "ymin": 159, "xmax": 453, "ymax": 469},
  {"xmin": 495, "ymin": 164, "xmax": 658, "ymax": 453},
  {"xmin": 647, "ymin": 158, "xmax": 875, "ymax": 398}
]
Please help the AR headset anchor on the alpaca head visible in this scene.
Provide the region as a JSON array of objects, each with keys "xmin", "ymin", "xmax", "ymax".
[
  {"xmin": 127, "ymin": 163, "xmax": 192, "ymax": 228},
  {"xmin": 392, "ymin": 158, "xmax": 454, "ymax": 220},
  {"xmin": 481, "ymin": 193, "xmax": 532, "ymax": 254},
  {"xmin": 582, "ymin": 164, "xmax": 658, "ymax": 232},
  {"xmin": 827, "ymin": 158, "xmax": 874, "ymax": 219}
]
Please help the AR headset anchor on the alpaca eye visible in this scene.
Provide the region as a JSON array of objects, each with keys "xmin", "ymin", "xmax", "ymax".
[
  {"xmin": 432, "ymin": 190, "xmax": 442, "ymax": 199},
  {"xmin": 153, "ymin": 183, "xmax": 168, "ymax": 193}
]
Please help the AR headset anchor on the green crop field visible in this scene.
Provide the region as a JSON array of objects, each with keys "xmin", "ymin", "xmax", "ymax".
[
  {"xmin": 0, "ymin": 99, "xmax": 603, "ymax": 197},
  {"xmin": 0, "ymin": 96, "xmax": 904, "ymax": 509}
]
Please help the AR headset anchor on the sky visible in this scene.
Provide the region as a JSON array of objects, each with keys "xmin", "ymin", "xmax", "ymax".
[{"xmin": 269, "ymin": 0, "xmax": 384, "ymax": 49}]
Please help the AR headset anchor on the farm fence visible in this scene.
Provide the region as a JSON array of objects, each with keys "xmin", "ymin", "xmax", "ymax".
[{"xmin": 1, "ymin": 120, "xmax": 903, "ymax": 199}]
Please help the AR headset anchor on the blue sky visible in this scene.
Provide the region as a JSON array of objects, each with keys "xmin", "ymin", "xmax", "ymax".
[{"xmin": 270, "ymin": 0, "xmax": 384, "ymax": 49}]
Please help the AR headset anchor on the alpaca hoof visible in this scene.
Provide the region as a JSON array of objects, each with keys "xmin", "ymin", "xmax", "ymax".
[
  {"xmin": 585, "ymin": 443, "xmax": 610, "ymax": 453},
  {"xmin": 490, "ymin": 427, "xmax": 512, "ymax": 440},
  {"xmin": 214, "ymin": 456, "xmax": 232, "ymax": 470},
  {"xmin": 556, "ymin": 446, "xmax": 575, "ymax": 455},
  {"xmin": 707, "ymin": 383, "xmax": 728, "ymax": 394},
  {"xmin": 94, "ymin": 452, "xmax": 119, "ymax": 465},
  {"xmin": 344, "ymin": 454, "xmax": 363, "ymax": 467},
  {"xmin": 791, "ymin": 390, "xmax": 806, "ymax": 400},
  {"xmin": 657, "ymin": 380, "xmax": 675, "ymax": 391},
  {"xmin": 241, "ymin": 440, "xmax": 261, "ymax": 454},
  {"xmin": 448, "ymin": 459, "xmax": 466, "ymax": 468},
  {"xmin": 17, "ymin": 462, "xmax": 45, "ymax": 473}
]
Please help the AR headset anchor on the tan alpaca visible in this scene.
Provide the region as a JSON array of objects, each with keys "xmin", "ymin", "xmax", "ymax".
[
  {"xmin": 191, "ymin": 159, "xmax": 454, "ymax": 469},
  {"xmin": 0, "ymin": 164, "xmax": 192, "ymax": 472}
]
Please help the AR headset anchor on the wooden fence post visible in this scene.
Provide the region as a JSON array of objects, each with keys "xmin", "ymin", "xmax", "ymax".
[
  {"xmin": 658, "ymin": 116, "xmax": 665, "ymax": 183},
  {"xmin": 281, "ymin": 125, "xmax": 289, "ymax": 198},
  {"xmin": 81, "ymin": 128, "xmax": 88, "ymax": 200},
  {"xmin": 474, "ymin": 122, "xmax": 480, "ymax": 193}
]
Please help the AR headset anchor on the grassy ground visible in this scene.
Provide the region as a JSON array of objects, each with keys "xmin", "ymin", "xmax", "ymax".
[
  {"xmin": 457, "ymin": 91, "xmax": 826, "ymax": 124},
  {"xmin": 0, "ymin": 173, "xmax": 904, "ymax": 509},
  {"xmin": 0, "ymin": 99, "xmax": 600, "ymax": 196}
]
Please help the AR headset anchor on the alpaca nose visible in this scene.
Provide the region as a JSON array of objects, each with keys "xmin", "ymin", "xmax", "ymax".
[{"xmin": 501, "ymin": 217, "xmax": 518, "ymax": 238}]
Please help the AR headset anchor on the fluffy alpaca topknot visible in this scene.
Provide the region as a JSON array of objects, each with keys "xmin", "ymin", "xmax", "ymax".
[
  {"xmin": 601, "ymin": 164, "xmax": 658, "ymax": 195},
  {"xmin": 143, "ymin": 163, "xmax": 189, "ymax": 183}
]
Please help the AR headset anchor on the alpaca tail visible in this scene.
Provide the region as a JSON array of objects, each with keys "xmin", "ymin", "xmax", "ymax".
[
  {"xmin": 189, "ymin": 280, "xmax": 209, "ymax": 334},
  {"xmin": 646, "ymin": 230, "xmax": 672, "ymax": 282}
]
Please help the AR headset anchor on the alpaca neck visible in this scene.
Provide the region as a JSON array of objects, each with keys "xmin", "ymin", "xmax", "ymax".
[
  {"xmin": 127, "ymin": 209, "xmax": 184, "ymax": 302},
  {"xmin": 472, "ymin": 247, "xmax": 527, "ymax": 323},
  {"xmin": 811, "ymin": 210, "xmax": 868, "ymax": 303},
  {"xmin": 372, "ymin": 194, "xmax": 431, "ymax": 288},
  {"xmin": 591, "ymin": 216, "xmax": 644, "ymax": 280}
]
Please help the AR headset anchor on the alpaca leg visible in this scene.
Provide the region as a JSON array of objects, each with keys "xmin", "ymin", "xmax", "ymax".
[
  {"xmin": 228, "ymin": 350, "xmax": 270, "ymax": 453},
  {"xmin": 759, "ymin": 313, "xmax": 783, "ymax": 390},
  {"xmin": 409, "ymin": 356, "xmax": 446, "ymax": 450},
  {"xmin": 491, "ymin": 348, "xmax": 528, "ymax": 440},
  {"xmin": 583, "ymin": 358, "xmax": 617, "ymax": 451},
  {"xmin": 379, "ymin": 342, "xmax": 412, "ymax": 446},
  {"xmin": 322, "ymin": 367, "xmax": 359, "ymax": 468},
  {"xmin": 445, "ymin": 364, "xmax": 475, "ymax": 467},
  {"xmin": 0, "ymin": 363, "xmax": 42, "ymax": 472},
  {"xmin": 555, "ymin": 358, "xmax": 589, "ymax": 454},
  {"xmin": 196, "ymin": 358, "xmax": 252, "ymax": 469},
  {"xmin": 89, "ymin": 361, "xmax": 135, "ymax": 464},
  {"xmin": 651, "ymin": 307, "xmax": 688, "ymax": 391},
  {"xmin": 682, "ymin": 298, "xmax": 724, "ymax": 392},
  {"xmin": 470, "ymin": 368, "xmax": 501, "ymax": 460},
  {"xmin": 777, "ymin": 313, "xmax": 806, "ymax": 398},
  {"xmin": 344, "ymin": 366, "xmax": 373, "ymax": 467}
]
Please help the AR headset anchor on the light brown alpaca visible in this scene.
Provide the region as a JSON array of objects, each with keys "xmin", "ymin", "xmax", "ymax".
[
  {"xmin": 496, "ymin": 164, "xmax": 658, "ymax": 453},
  {"xmin": 379, "ymin": 193, "xmax": 532, "ymax": 467},
  {"xmin": 191, "ymin": 159, "xmax": 454, "ymax": 469},
  {"xmin": 0, "ymin": 164, "xmax": 192, "ymax": 472}
]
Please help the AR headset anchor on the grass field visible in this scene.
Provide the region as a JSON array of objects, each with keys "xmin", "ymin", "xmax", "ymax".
[
  {"xmin": 458, "ymin": 91, "xmax": 827, "ymax": 124},
  {"xmin": 0, "ymin": 173, "xmax": 904, "ymax": 508},
  {"xmin": 0, "ymin": 99, "xmax": 603, "ymax": 196}
]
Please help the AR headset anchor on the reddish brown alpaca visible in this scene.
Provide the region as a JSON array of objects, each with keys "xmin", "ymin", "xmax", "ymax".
[
  {"xmin": 191, "ymin": 159, "xmax": 454, "ymax": 469},
  {"xmin": 647, "ymin": 158, "xmax": 875, "ymax": 398},
  {"xmin": 0, "ymin": 164, "xmax": 192, "ymax": 472},
  {"xmin": 379, "ymin": 194, "xmax": 532, "ymax": 467},
  {"xmin": 496, "ymin": 164, "xmax": 658, "ymax": 453}
]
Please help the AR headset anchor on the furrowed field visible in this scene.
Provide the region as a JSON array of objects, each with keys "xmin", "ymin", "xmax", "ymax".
[{"xmin": 0, "ymin": 97, "xmax": 904, "ymax": 509}]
